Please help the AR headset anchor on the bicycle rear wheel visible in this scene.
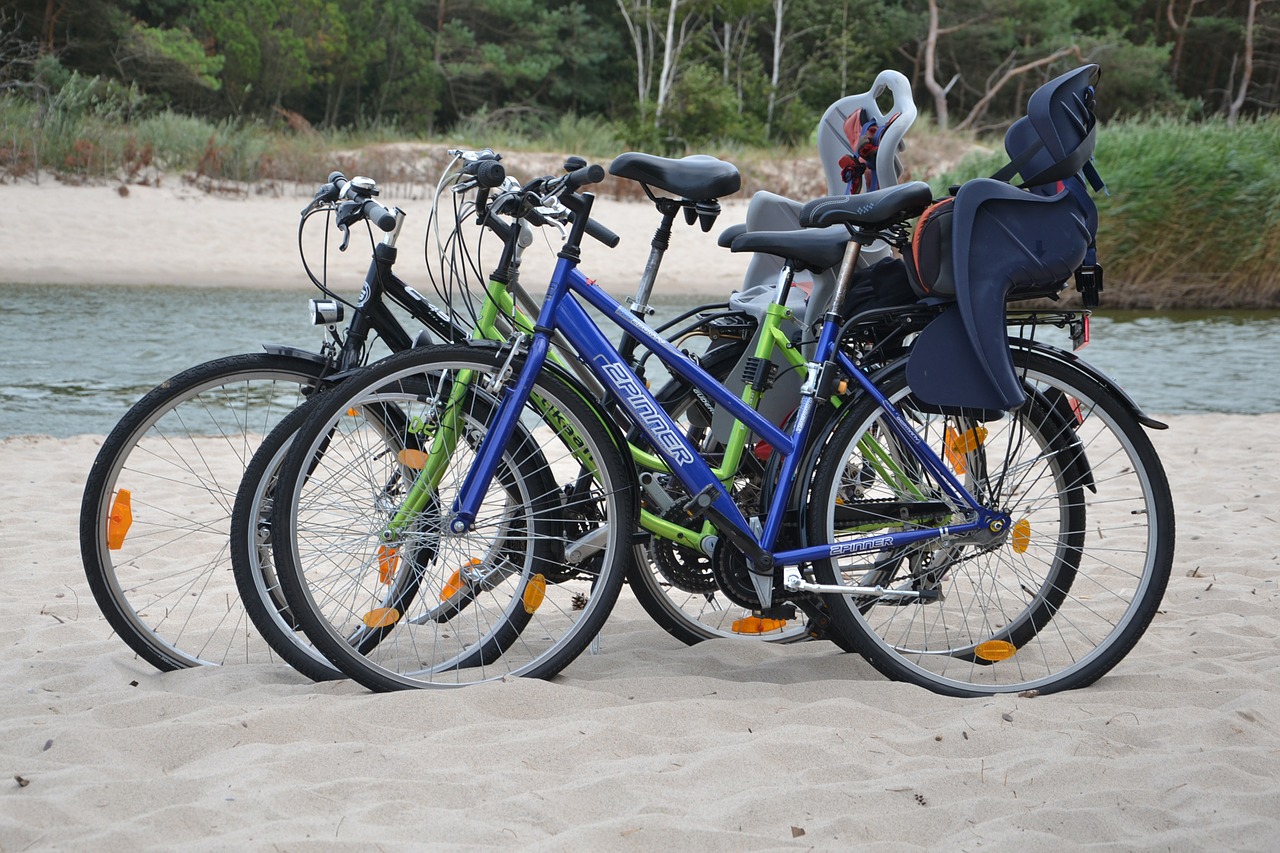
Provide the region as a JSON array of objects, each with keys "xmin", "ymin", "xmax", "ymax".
[
  {"xmin": 79, "ymin": 352, "xmax": 325, "ymax": 670},
  {"xmin": 807, "ymin": 352, "xmax": 1173, "ymax": 695},
  {"xmin": 271, "ymin": 344, "xmax": 635, "ymax": 689}
]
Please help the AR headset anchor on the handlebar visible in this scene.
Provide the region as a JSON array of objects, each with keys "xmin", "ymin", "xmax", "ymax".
[
  {"xmin": 470, "ymin": 155, "xmax": 617, "ymax": 249},
  {"xmin": 305, "ymin": 171, "xmax": 397, "ymax": 233}
]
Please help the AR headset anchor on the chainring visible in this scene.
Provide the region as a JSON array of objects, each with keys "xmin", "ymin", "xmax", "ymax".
[
  {"xmin": 710, "ymin": 539, "xmax": 806, "ymax": 610},
  {"xmin": 648, "ymin": 505, "xmax": 718, "ymax": 594}
]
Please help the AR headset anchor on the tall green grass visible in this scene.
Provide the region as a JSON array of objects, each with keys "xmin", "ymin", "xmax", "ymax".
[{"xmin": 936, "ymin": 116, "xmax": 1280, "ymax": 308}]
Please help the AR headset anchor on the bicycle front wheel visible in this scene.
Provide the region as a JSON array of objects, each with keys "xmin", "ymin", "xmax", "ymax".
[
  {"xmin": 79, "ymin": 352, "xmax": 326, "ymax": 670},
  {"xmin": 271, "ymin": 343, "xmax": 636, "ymax": 689},
  {"xmin": 806, "ymin": 352, "xmax": 1174, "ymax": 696}
]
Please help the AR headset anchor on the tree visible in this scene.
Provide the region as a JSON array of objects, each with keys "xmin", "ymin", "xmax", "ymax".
[
  {"xmin": 1227, "ymin": 0, "xmax": 1264, "ymax": 123},
  {"xmin": 614, "ymin": 0, "xmax": 704, "ymax": 126},
  {"xmin": 1166, "ymin": 0, "xmax": 1207, "ymax": 83}
]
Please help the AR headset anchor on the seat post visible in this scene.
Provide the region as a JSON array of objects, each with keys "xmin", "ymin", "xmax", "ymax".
[
  {"xmin": 827, "ymin": 236, "xmax": 865, "ymax": 322},
  {"xmin": 630, "ymin": 198, "xmax": 681, "ymax": 319},
  {"xmin": 617, "ymin": 198, "xmax": 681, "ymax": 369}
]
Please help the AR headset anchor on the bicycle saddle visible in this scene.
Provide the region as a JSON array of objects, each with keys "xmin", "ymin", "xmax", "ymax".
[
  {"xmin": 799, "ymin": 181, "xmax": 933, "ymax": 230},
  {"xmin": 716, "ymin": 223, "xmax": 746, "ymax": 248},
  {"xmin": 608, "ymin": 153, "xmax": 742, "ymax": 200},
  {"xmin": 727, "ymin": 226, "xmax": 849, "ymax": 274}
]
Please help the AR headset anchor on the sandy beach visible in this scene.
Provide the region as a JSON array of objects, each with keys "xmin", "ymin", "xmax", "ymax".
[
  {"xmin": 3, "ymin": 181, "xmax": 1279, "ymax": 849},
  {"xmin": 2, "ymin": 418, "xmax": 1278, "ymax": 849},
  {"xmin": 2, "ymin": 178, "xmax": 753, "ymax": 299}
]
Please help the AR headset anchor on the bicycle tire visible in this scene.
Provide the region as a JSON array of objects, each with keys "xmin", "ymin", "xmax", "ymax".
[
  {"xmin": 271, "ymin": 343, "xmax": 635, "ymax": 689},
  {"xmin": 230, "ymin": 378, "xmax": 564, "ymax": 681},
  {"xmin": 806, "ymin": 351, "xmax": 1174, "ymax": 695},
  {"xmin": 78, "ymin": 352, "xmax": 327, "ymax": 671}
]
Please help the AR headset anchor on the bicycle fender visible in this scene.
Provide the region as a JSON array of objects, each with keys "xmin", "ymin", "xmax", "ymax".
[
  {"xmin": 261, "ymin": 343, "xmax": 327, "ymax": 364},
  {"xmin": 1013, "ymin": 338, "xmax": 1168, "ymax": 430}
]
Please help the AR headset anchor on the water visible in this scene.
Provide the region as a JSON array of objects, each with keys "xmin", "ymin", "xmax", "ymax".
[{"xmin": 3, "ymin": 281, "xmax": 1278, "ymax": 438}]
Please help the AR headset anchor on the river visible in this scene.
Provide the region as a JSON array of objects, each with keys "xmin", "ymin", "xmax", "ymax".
[{"xmin": 3, "ymin": 282, "xmax": 1277, "ymax": 438}]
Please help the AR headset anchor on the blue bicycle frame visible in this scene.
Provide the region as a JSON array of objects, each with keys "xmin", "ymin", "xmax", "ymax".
[{"xmin": 449, "ymin": 233, "xmax": 1007, "ymax": 605}]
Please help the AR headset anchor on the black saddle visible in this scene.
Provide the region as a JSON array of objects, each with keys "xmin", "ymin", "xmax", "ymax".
[
  {"xmin": 726, "ymin": 226, "xmax": 849, "ymax": 274},
  {"xmin": 799, "ymin": 181, "xmax": 934, "ymax": 230},
  {"xmin": 609, "ymin": 153, "xmax": 742, "ymax": 201}
]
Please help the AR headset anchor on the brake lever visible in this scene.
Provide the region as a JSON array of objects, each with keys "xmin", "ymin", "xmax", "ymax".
[{"xmin": 534, "ymin": 210, "xmax": 568, "ymax": 241}]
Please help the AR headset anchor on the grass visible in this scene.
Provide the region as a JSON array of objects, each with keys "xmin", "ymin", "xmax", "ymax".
[
  {"xmin": 934, "ymin": 115, "xmax": 1280, "ymax": 308},
  {"xmin": 3, "ymin": 91, "xmax": 1277, "ymax": 308}
]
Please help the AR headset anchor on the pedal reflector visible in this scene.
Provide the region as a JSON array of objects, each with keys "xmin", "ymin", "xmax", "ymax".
[
  {"xmin": 1011, "ymin": 519, "xmax": 1031, "ymax": 554},
  {"xmin": 975, "ymin": 640, "xmax": 1016, "ymax": 661},
  {"xmin": 376, "ymin": 545, "xmax": 399, "ymax": 584},
  {"xmin": 731, "ymin": 615, "xmax": 787, "ymax": 634},
  {"xmin": 441, "ymin": 558, "xmax": 481, "ymax": 600},
  {"xmin": 107, "ymin": 490, "xmax": 133, "ymax": 550},
  {"xmin": 397, "ymin": 448, "xmax": 429, "ymax": 470},
  {"xmin": 522, "ymin": 573, "xmax": 546, "ymax": 614},
  {"xmin": 363, "ymin": 607, "xmax": 400, "ymax": 628}
]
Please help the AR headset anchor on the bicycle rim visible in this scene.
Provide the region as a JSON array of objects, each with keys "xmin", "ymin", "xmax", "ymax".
[
  {"xmin": 79, "ymin": 353, "xmax": 323, "ymax": 670},
  {"xmin": 809, "ymin": 356, "xmax": 1173, "ymax": 696},
  {"xmin": 273, "ymin": 345, "xmax": 634, "ymax": 689}
]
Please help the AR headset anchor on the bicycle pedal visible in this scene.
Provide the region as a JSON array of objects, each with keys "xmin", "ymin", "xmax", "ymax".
[{"xmin": 680, "ymin": 484, "xmax": 720, "ymax": 520}]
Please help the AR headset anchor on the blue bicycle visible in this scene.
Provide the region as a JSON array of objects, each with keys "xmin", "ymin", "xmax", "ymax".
[{"xmin": 266, "ymin": 66, "xmax": 1173, "ymax": 694}]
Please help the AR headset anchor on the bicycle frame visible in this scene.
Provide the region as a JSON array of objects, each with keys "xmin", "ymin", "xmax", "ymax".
[{"xmin": 447, "ymin": 243, "xmax": 1008, "ymax": 605}]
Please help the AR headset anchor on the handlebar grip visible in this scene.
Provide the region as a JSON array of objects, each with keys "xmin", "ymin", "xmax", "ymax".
[
  {"xmin": 363, "ymin": 198, "xmax": 397, "ymax": 232},
  {"xmin": 474, "ymin": 159, "xmax": 506, "ymax": 189},
  {"xmin": 585, "ymin": 217, "xmax": 620, "ymax": 249},
  {"xmin": 304, "ymin": 171, "xmax": 347, "ymax": 213},
  {"xmin": 565, "ymin": 163, "xmax": 605, "ymax": 192}
]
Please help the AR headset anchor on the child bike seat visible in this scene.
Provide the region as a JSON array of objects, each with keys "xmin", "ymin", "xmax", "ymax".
[
  {"xmin": 906, "ymin": 179, "xmax": 1094, "ymax": 413},
  {"xmin": 904, "ymin": 64, "xmax": 1105, "ymax": 413}
]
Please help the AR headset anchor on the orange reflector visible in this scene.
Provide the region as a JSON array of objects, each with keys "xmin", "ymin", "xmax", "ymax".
[
  {"xmin": 347, "ymin": 407, "xmax": 360, "ymax": 417},
  {"xmin": 975, "ymin": 640, "xmax": 1017, "ymax": 661},
  {"xmin": 397, "ymin": 448, "xmax": 429, "ymax": 470},
  {"xmin": 522, "ymin": 573, "xmax": 546, "ymax": 614},
  {"xmin": 376, "ymin": 545, "xmax": 399, "ymax": 584},
  {"xmin": 363, "ymin": 607, "xmax": 400, "ymax": 628},
  {"xmin": 731, "ymin": 616, "xmax": 787, "ymax": 634},
  {"xmin": 107, "ymin": 490, "xmax": 133, "ymax": 550},
  {"xmin": 944, "ymin": 425, "xmax": 988, "ymax": 474},
  {"xmin": 1011, "ymin": 519, "xmax": 1031, "ymax": 554},
  {"xmin": 441, "ymin": 558, "xmax": 481, "ymax": 600}
]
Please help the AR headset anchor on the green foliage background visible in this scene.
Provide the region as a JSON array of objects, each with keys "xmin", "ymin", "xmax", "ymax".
[
  {"xmin": 5, "ymin": 0, "xmax": 1277, "ymax": 144},
  {"xmin": 2, "ymin": 0, "xmax": 1278, "ymax": 304}
]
